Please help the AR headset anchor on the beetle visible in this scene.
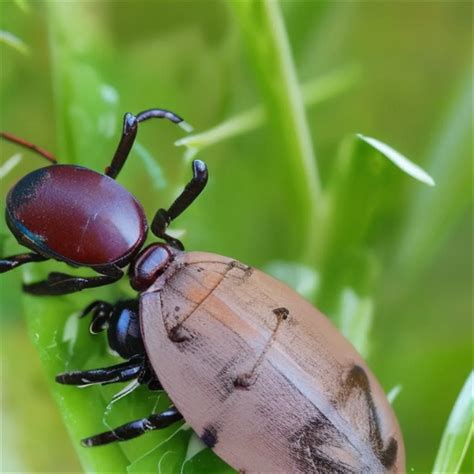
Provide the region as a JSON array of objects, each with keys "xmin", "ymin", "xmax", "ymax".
[{"xmin": 1, "ymin": 109, "xmax": 405, "ymax": 473}]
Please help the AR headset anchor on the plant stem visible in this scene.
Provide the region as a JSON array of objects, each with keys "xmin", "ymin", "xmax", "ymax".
[{"xmin": 231, "ymin": 0, "xmax": 322, "ymax": 261}]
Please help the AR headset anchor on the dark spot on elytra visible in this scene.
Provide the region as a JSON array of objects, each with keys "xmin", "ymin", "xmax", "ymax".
[
  {"xmin": 338, "ymin": 364, "xmax": 398, "ymax": 470},
  {"xmin": 214, "ymin": 355, "xmax": 243, "ymax": 401},
  {"xmin": 290, "ymin": 414, "xmax": 356, "ymax": 474},
  {"xmin": 381, "ymin": 437, "xmax": 398, "ymax": 469},
  {"xmin": 227, "ymin": 260, "xmax": 253, "ymax": 279},
  {"xmin": 273, "ymin": 307, "xmax": 289, "ymax": 320},
  {"xmin": 174, "ymin": 306, "xmax": 180, "ymax": 312},
  {"xmin": 346, "ymin": 365, "xmax": 370, "ymax": 392},
  {"xmin": 168, "ymin": 324, "xmax": 190, "ymax": 343},
  {"xmin": 233, "ymin": 373, "xmax": 254, "ymax": 390},
  {"xmin": 201, "ymin": 424, "xmax": 219, "ymax": 448}
]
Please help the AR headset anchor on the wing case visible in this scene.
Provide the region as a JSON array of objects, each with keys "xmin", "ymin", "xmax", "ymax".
[{"xmin": 140, "ymin": 251, "xmax": 405, "ymax": 473}]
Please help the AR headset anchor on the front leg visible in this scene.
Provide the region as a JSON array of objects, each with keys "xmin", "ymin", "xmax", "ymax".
[
  {"xmin": 0, "ymin": 252, "xmax": 48, "ymax": 273},
  {"xmin": 105, "ymin": 108, "xmax": 187, "ymax": 180},
  {"xmin": 151, "ymin": 159, "xmax": 208, "ymax": 250},
  {"xmin": 23, "ymin": 268, "xmax": 123, "ymax": 296},
  {"xmin": 80, "ymin": 299, "xmax": 114, "ymax": 333}
]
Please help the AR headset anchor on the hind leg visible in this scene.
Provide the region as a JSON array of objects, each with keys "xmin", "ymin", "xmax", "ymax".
[{"xmin": 81, "ymin": 407, "xmax": 183, "ymax": 446}]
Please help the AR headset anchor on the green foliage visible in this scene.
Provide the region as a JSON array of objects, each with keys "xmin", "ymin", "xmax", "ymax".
[
  {"xmin": 0, "ymin": 30, "xmax": 29, "ymax": 55},
  {"xmin": 1, "ymin": 1, "xmax": 471, "ymax": 473},
  {"xmin": 176, "ymin": 64, "xmax": 360, "ymax": 159},
  {"xmin": 394, "ymin": 74, "xmax": 472, "ymax": 283},
  {"xmin": 432, "ymin": 372, "xmax": 473, "ymax": 474}
]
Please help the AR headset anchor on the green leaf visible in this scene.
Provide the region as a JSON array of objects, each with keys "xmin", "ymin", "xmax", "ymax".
[
  {"xmin": 357, "ymin": 134, "xmax": 435, "ymax": 187},
  {"xmin": 432, "ymin": 371, "xmax": 473, "ymax": 474},
  {"xmin": 23, "ymin": 283, "xmax": 130, "ymax": 472},
  {"xmin": 181, "ymin": 443, "xmax": 236, "ymax": 474},
  {"xmin": 126, "ymin": 425, "xmax": 191, "ymax": 473},
  {"xmin": 0, "ymin": 30, "xmax": 29, "ymax": 55},
  {"xmin": 315, "ymin": 133, "xmax": 434, "ymax": 313},
  {"xmin": 386, "ymin": 385, "xmax": 402, "ymax": 405},
  {"xmin": 0, "ymin": 152, "xmax": 22, "ymax": 179}
]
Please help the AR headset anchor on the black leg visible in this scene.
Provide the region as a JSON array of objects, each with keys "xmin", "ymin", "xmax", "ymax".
[
  {"xmin": 1, "ymin": 131, "xmax": 57, "ymax": 163},
  {"xmin": 56, "ymin": 358, "xmax": 144, "ymax": 387},
  {"xmin": 0, "ymin": 252, "xmax": 48, "ymax": 273},
  {"xmin": 151, "ymin": 159, "xmax": 208, "ymax": 250},
  {"xmin": 81, "ymin": 407, "xmax": 183, "ymax": 447},
  {"xmin": 80, "ymin": 300, "xmax": 114, "ymax": 334},
  {"xmin": 23, "ymin": 269, "xmax": 123, "ymax": 296},
  {"xmin": 137, "ymin": 360, "xmax": 163, "ymax": 391},
  {"xmin": 80, "ymin": 299, "xmax": 140, "ymax": 338},
  {"xmin": 105, "ymin": 108, "xmax": 189, "ymax": 179}
]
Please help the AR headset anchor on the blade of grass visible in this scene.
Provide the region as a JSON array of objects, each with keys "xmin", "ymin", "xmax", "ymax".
[
  {"xmin": 432, "ymin": 371, "xmax": 473, "ymax": 474},
  {"xmin": 386, "ymin": 385, "xmax": 402, "ymax": 405},
  {"xmin": 231, "ymin": 0, "xmax": 321, "ymax": 261},
  {"xmin": 0, "ymin": 153, "xmax": 22, "ymax": 179},
  {"xmin": 315, "ymin": 135, "xmax": 432, "ymax": 313},
  {"xmin": 23, "ymin": 289, "xmax": 130, "ymax": 472},
  {"xmin": 0, "ymin": 30, "xmax": 29, "ymax": 55},
  {"xmin": 357, "ymin": 134, "xmax": 435, "ymax": 187},
  {"xmin": 394, "ymin": 73, "xmax": 472, "ymax": 282},
  {"xmin": 175, "ymin": 65, "xmax": 359, "ymax": 154}
]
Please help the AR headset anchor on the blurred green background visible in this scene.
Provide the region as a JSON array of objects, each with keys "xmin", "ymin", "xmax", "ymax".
[{"xmin": 0, "ymin": 1, "xmax": 471, "ymax": 473}]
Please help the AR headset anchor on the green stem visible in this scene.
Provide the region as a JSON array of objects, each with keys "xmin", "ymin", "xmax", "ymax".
[{"xmin": 231, "ymin": 0, "xmax": 322, "ymax": 261}]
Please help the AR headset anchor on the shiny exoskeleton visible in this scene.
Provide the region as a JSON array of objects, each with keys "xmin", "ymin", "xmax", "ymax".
[{"xmin": 1, "ymin": 108, "xmax": 207, "ymax": 289}]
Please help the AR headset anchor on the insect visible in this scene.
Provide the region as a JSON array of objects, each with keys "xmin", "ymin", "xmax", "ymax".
[{"xmin": 1, "ymin": 109, "xmax": 405, "ymax": 473}]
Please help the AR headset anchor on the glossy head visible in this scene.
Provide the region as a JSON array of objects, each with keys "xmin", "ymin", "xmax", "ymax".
[
  {"xmin": 6, "ymin": 165, "xmax": 148, "ymax": 268},
  {"xmin": 129, "ymin": 243, "xmax": 177, "ymax": 292}
]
